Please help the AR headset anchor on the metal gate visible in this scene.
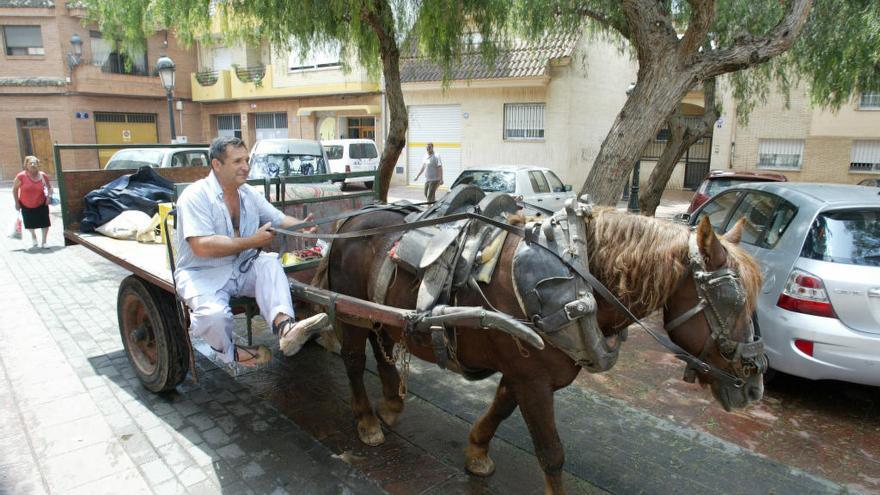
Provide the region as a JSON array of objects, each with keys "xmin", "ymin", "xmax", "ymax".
[
  {"xmin": 94, "ymin": 112, "xmax": 158, "ymax": 166},
  {"xmin": 406, "ymin": 105, "xmax": 461, "ymax": 185},
  {"xmin": 683, "ymin": 136, "xmax": 712, "ymax": 190}
]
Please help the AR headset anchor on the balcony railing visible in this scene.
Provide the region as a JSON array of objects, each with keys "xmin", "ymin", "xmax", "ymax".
[
  {"xmin": 195, "ymin": 70, "xmax": 219, "ymax": 86},
  {"xmin": 234, "ymin": 65, "xmax": 266, "ymax": 84}
]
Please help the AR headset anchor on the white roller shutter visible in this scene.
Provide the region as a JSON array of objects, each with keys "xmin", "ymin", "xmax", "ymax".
[
  {"xmin": 851, "ymin": 140, "xmax": 880, "ymax": 171},
  {"xmin": 407, "ymin": 105, "xmax": 461, "ymax": 185}
]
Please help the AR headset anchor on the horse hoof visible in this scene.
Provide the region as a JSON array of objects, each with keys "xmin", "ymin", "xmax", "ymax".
[
  {"xmin": 376, "ymin": 399, "xmax": 403, "ymax": 427},
  {"xmin": 358, "ymin": 423, "xmax": 385, "ymax": 446},
  {"xmin": 465, "ymin": 455, "xmax": 496, "ymax": 477}
]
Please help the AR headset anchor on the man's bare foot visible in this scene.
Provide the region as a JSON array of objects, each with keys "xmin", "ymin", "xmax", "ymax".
[
  {"xmin": 277, "ymin": 313, "xmax": 331, "ymax": 356},
  {"xmin": 234, "ymin": 345, "xmax": 271, "ymax": 367}
]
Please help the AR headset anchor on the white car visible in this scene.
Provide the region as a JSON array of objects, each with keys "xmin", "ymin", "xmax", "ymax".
[
  {"xmin": 104, "ymin": 147, "xmax": 209, "ymax": 170},
  {"xmin": 451, "ymin": 165, "xmax": 576, "ymax": 213},
  {"xmin": 322, "ymin": 139, "xmax": 379, "ymax": 189},
  {"xmin": 249, "ymin": 139, "xmax": 329, "ymax": 179}
]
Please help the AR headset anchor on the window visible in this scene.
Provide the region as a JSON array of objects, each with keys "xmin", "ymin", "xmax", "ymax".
[
  {"xmin": 758, "ymin": 139, "xmax": 804, "ymax": 170},
  {"xmin": 3, "ymin": 26, "xmax": 44, "ymax": 56},
  {"xmin": 802, "ymin": 210, "xmax": 880, "ymax": 266},
  {"xmin": 324, "ymin": 145, "xmax": 343, "ymax": 160},
  {"xmin": 850, "ymin": 140, "xmax": 880, "ymax": 173},
  {"xmin": 696, "ymin": 191, "xmax": 741, "ymax": 231},
  {"xmin": 504, "ymin": 103, "xmax": 545, "ymax": 140},
  {"xmin": 288, "ymin": 42, "xmax": 340, "ymax": 71},
  {"xmin": 217, "ymin": 114, "xmax": 242, "ymax": 139},
  {"xmin": 89, "ymin": 31, "xmax": 147, "ymax": 75},
  {"xmin": 254, "ymin": 112, "xmax": 288, "ymax": 140},
  {"xmin": 726, "ymin": 192, "xmax": 796, "ymax": 248},
  {"xmin": 349, "ymin": 143, "xmax": 378, "ymax": 159},
  {"xmin": 544, "ymin": 171, "xmax": 565, "ymax": 193},
  {"xmin": 452, "ymin": 170, "xmax": 516, "ymax": 193},
  {"xmin": 171, "ymin": 151, "xmax": 209, "ymax": 168},
  {"xmin": 859, "ymin": 92, "xmax": 880, "ymax": 110},
  {"xmin": 528, "ymin": 171, "xmax": 550, "ymax": 193},
  {"xmin": 346, "ymin": 117, "xmax": 375, "ymax": 139}
]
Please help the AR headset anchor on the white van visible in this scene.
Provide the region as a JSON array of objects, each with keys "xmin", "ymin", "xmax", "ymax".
[{"xmin": 322, "ymin": 139, "xmax": 379, "ymax": 188}]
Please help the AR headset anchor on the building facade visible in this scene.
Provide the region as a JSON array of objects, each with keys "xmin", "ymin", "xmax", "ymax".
[
  {"xmin": 0, "ymin": 0, "xmax": 202, "ymax": 180},
  {"xmin": 190, "ymin": 36, "xmax": 383, "ymax": 152},
  {"xmin": 712, "ymin": 83, "xmax": 880, "ymax": 185},
  {"xmin": 395, "ymin": 32, "xmax": 639, "ymax": 188}
]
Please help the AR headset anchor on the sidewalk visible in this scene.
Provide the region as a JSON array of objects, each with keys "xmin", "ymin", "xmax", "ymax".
[{"xmin": 0, "ymin": 196, "xmax": 384, "ymax": 494}]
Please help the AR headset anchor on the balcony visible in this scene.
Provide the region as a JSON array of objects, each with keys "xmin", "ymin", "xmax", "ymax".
[{"xmin": 191, "ymin": 69, "xmax": 232, "ymax": 101}]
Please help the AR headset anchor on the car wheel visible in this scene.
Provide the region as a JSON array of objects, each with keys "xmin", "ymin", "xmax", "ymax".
[{"xmin": 364, "ymin": 181, "xmax": 374, "ymax": 190}]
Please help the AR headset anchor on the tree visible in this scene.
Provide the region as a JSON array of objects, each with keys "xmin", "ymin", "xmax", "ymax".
[
  {"xmin": 638, "ymin": 77, "xmax": 718, "ymax": 216},
  {"xmin": 83, "ymin": 0, "xmax": 512, "ymax": 202},
  {"xmin": 517, "ymin": 0, "xmax": 814, "ymax": 205}
]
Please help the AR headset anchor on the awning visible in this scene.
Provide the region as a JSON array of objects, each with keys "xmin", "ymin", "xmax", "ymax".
[{"xmin": 296, "ymin": 105, "xmax": 380, "ymax": 117}]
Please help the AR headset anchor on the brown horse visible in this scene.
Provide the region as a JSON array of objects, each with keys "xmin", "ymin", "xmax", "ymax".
[{"xmin": 320, "ymin": 207, "xmax": 763, "ymax": 494}]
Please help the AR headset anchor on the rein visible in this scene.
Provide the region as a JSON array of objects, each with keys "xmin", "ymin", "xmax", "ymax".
[{"xmin": 275, "ymin": 206, "xmax": 749, "ymax": 388}]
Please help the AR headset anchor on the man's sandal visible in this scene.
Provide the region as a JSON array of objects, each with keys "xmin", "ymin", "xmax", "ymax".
[
  {"xmin": 234, "ymin": 345, "xmax": 272, "ymax": 367},
  {"xmin": 274, "ymin": 313, "xmax": 330, "ymax": 357}
]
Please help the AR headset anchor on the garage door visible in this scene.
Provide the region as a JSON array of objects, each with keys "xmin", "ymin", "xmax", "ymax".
[
  {"xmin": 95, "ymin": 112, "xmax": 158, "ymax": 167},
  {"xmin": 255, "ymin": 112, "xmax": 288, "ymax": 140},
  {"xmin": 407, "ymin": 105, "xmax": 461, "ymax": 185}
]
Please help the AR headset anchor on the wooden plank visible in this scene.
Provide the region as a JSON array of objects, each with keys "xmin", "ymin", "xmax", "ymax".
[{"xmin": 61, "ymin": 167, "xmax": 210, "ymax": 231}]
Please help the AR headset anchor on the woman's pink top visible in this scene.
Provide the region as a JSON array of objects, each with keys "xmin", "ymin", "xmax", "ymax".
[{"xmin": 16, "ymin": 170, "xmax": 48, "ymax": 208}]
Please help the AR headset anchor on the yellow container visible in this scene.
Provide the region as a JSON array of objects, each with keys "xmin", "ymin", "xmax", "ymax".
[{"xmin": 158, "ymin": 203, "xmax": 176, "ymax": 268}]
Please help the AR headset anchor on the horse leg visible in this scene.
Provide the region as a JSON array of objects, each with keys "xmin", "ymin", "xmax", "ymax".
[
  {"xmin": 340, "ymin": 322, "xmax": 384, "ymax": 446},
  {"xmin": 465, "ymin": 376, "xmax": 517, "ymax": 477},
  {"xmin": 368, "ymin": 329, "xmax": 405, "ymax": 427},
  {"xmin": 514, "ymin": 380, "xmax": 566, "ymax": 495}
]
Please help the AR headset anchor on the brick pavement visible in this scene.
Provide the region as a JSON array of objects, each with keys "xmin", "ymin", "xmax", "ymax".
[{"xmin": 0, "ymin": 195, "xmax": 384, "ymax": 494}]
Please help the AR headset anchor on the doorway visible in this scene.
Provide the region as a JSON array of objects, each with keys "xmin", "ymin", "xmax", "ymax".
[{"xmin": 17, "ymin": 118, "xmax": 55, "ymax": 177}]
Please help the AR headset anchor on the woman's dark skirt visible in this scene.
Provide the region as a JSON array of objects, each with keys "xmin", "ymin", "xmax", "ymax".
[{"xmin": 21, "ymin": 204, "xmax": 50, "ymax": 229}]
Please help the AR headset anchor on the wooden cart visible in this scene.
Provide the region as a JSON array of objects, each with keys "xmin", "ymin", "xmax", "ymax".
[{"xmin": 56, "ymin": 143, "xmax": 381, "ymax": 392}]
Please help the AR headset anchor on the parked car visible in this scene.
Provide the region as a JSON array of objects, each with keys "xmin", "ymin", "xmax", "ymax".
[
  {"xmin": 451, "ymin": 165, "xmax": 576, "ymax": 213},
  {"xmin": 248, "ymin": 139, "xmax": 328, "ymax": 179},
  {"xmin": 688, "ymin": 182, "xmax": 880, "ymax": 386},
  {"xmin": 104, "ymin": 147, "xmax": 209, "ymax": 170},
  {"xmin": 322, "ymin": 139, "xmax": 379, "ymax": 189},
  {"xmin": 858, "ymin": 178, "xmax": 880, "ymax": 188},
  {"xmin": 687, "ymin": 170, "xmax": 787, "ymax": 213}
]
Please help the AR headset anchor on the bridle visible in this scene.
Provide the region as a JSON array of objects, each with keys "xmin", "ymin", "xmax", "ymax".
[{"xmin": 664, "ymin": 233, "xmax": 768, "ymax": 387}]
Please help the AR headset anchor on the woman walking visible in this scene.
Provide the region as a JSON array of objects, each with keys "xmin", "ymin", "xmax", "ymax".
[{"xmin": 12, "ymin": 156, "xmax": 52, "ymax": 249}]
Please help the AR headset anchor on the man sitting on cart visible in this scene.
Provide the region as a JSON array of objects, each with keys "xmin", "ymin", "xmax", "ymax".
[{"xmin": 174, "ymin": 136, "xmax": 330, "ymax": 367}]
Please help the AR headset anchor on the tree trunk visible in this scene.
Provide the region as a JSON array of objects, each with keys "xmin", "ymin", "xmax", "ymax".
[
  {"xmin": 639, "ymin": 77, "xmax": 719, "ymax": 216},
  {"xmin": 579, "ymin": 60, "xmax": 697, "ymax": 205},
  {"xmin": 638, "ymin": 117, "xmax": 692, "ymax": 216},
  {"xmin": 366, "ymin": 0, "xmax": 407, "ymax": 202}
]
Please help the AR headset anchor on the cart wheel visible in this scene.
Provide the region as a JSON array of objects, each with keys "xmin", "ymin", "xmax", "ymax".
[{"xmin": 117, "ymin": 275, "xmax": 189, "ymax": 393}]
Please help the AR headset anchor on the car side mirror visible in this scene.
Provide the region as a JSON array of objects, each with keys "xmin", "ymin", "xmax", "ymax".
[
  {"xmin": 672, "ymin": 212, "xmax": 691, "ymax": 224},
  {"xmin": 564, "ymin": 184, "xmax": 572, "ymax": 192}
]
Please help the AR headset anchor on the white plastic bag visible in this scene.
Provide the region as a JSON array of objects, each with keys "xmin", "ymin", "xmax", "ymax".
[
  {"xmin": 7, "ymin": 212, "xmax": 22, "ymax": 239},
  {"xmin": 95, "ymin": 210, "xmax": 153, "ymax": 240}
]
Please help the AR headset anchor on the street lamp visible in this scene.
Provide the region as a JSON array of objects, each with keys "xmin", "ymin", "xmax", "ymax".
[
  {"xmin": 66, "ymin": 33, "xmax": 83, "ymax": 76},
  {"xmin": 156, "ymin": 55, "xmax": 177, "ymax": 141},
  {"xmin": 625, "ymin": 82, "xmax": 641, "ymax": 214}
]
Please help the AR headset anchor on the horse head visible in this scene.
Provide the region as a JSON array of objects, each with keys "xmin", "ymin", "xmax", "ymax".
[{"xmin": 662, "ymin": 216, "xmax": 765, "ymax": 411}]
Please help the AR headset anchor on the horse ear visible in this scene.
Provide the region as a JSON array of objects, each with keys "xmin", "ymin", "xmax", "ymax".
[
  {"xmin": 696, "ymin": 216, "xmax": 728, "ymax": 270},
  {"xmin": 724, "ymin": 218, "xmax": 745, "ymax": 244}
]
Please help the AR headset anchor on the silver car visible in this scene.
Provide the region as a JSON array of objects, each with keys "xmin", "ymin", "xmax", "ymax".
[
  {"xmin": 451, "ymin": 165, "xmax": 576, "ymax": 213},
  {"xmin": 690, "ymin": 182, "xmax": 880, "ymax": 386}
]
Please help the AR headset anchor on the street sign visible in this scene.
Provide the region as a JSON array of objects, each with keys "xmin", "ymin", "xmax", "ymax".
[{"xmin": 122, "ymin": 129, "xmax": 132, "ymax": 142}]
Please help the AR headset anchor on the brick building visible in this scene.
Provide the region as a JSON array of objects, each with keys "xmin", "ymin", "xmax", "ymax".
[
  {"xmin": 0, "ymin": 0, "xmax": 202, "ymax": 180},
  {"xmin": 712, "ymin": 83, "xmax": 880, "ymax": 185}
]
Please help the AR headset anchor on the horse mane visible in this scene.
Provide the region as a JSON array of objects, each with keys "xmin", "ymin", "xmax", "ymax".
[{"xmin": 585, "ymin": 208, "xmax": 762, "ymax": 317}]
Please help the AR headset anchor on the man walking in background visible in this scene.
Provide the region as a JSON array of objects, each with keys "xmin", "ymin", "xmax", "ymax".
[{"xmin": 414, "ymin": 142, "xmax": 443, "ymax": 202}]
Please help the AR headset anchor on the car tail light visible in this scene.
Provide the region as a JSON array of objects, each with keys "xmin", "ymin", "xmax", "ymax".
[
  {"xmin": 776, "ymin": 269, "xmax": 837, "ymax": 318},
  {"xmin": 794, "ymin": 339, "xmax": 814, "ymax": 357},
  {"xmin": 345, "ymin": 165, "xmax": 351, "ymax": 173}
]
